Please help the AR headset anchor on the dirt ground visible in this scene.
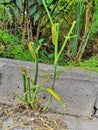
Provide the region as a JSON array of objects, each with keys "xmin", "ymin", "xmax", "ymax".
[{"xmin": 0, "ymin": 102, "xmax": 68, "ymax": 130}]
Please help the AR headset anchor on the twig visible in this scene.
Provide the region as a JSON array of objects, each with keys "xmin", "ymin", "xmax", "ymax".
[{"xmin": 5, "ymin": 122, "xmax": 24, "ymax": 130}]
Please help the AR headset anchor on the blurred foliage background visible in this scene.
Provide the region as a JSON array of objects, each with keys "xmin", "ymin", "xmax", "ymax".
[{"xmin": 0, "ymin": 0, "xmax": 98, "ymax": 66}]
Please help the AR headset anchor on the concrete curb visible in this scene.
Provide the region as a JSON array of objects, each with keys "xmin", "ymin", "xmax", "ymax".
[{"xmin": 0, "ymin": 58, "xmax": 98, "ymax": 130}]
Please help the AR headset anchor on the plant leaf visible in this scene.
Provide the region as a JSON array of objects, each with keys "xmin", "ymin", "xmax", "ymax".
[
  {"xmin": 29, "ymin": 5, "xmax": 37, "ymax": 16},
  {"xmin": 14, "ymin": 93, "xmax": 25, "ymax": 103},
  {"xmin": 5, "ymin": 7, "xmax": 12, "ymax": 19},
  {"xmin": 59, "ymin": 100, "xmax": 66, "ymax": 108},
  {"xmin": 15, "ymin": 0, "xmax": 23, "ymax": 10},
  {"xmin": 46, "ymin": 88, "xmax": 61, "ymax": 101},
  {"xmin": 34, "ymin": 12, "xmax": 40, "ymax": 23},
  {"xmin": 48, "ymin": 53, "xmax": 54, "ymax": 59},
  {"xmin": 47, "ymin": 0, "xmax": 53, "ymax": 4},
  {"xmin": 28, "ymin": 0, "xmax": 34, "ymax": 7},
  {"xmin": 36, "ymin": 0, "xmax": 42, "ymax": 5},
  {"xmin": 46, "ymin": 88, "xmax": 66, "ymax": 108},
  {"xmin": 38, "ymin": 38, "xmax": 44, "ymax": 45},
  {"xmin": 1, "ymin": 0, "xmax": 12, "ymax": 3},
  {"xmin": 12, "ymin": 6, "xmax": 19, "ymax": 18}
]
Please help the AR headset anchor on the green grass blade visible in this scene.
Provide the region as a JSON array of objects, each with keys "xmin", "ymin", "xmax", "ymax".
[
  {"xmin": 20, "ymin": 66, "xmax": 27, "ymax": 102},
  {"xmin": 14, "ymin": 93, "xmax": 26, "ymax": 104},
  {"xmin": 27, "ymin": 76, "xmax": 31, "ymax": 101}
]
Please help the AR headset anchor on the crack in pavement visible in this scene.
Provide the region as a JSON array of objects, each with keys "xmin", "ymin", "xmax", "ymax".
[
  {"xmin": 92, "ymin": 88, "xmax": 98, "ymax": 117},
  {"xmin": 0, "ymin": 73, "xmax": 2, "ymax": 85}
]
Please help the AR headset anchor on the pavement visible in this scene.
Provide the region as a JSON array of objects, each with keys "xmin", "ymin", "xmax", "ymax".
[{"xmin": 0, "ymin": 58, "xmax": 98, "ymax": 130}]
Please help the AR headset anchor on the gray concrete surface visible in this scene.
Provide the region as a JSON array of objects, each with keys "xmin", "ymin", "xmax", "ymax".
[{"xmin": 0, "ymin": 58, "xmax": 98, "ymax": 130}]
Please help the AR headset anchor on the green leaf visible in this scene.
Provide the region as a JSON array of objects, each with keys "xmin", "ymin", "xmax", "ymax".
[
  {"xmin": 47, "ymin": 0, "xmax": 53, "ymax": 4},
  {"xmin": 14, "ymin": 93, "xmax": 26, "ymax": 103},
  {"xmin": 34, "ymin": 12, "xmax": 40, "ymax": 23},
  {"xmin": 47, "ymin": 88, "xmax": 62, "ymax": 101},
  {"xmin": 5, "ymin": 7, "xmax": 12, "ymax": 19},
  {"xmin": 36, "ymin": 0, "xmax": 42, "ymax": 4},
  {"xmin": 12, "ymin": 6, "xmax": 19, "ymax": 18},
  {"xmin": 29, "ymin": 5, "xmax": 37, "ymax": 16},
  {"xmin": 59, "ymin": 100, "xmax": 66, "ymax": 108},
  {"xmin": 48, "ymin": 53, "xmax": 54, "ymax": 59},
  {"xmin": 28, "ymin": 0, "xmax": 34, "ymax": 7},
  {"xmin": 38, "ymin": 38, "xmax": 44, "ymax": 45},
  {"xmin": 1, "ymin": 0, "xmax": 12, "ymax": 3},
  {"xmin": 15, "ymin": 0, "xmax": 23, "ymax": 10},
  {"xmin": 46, "ymin": 88, "xmax": 66, "ymax": 108},
  {"xmin": 22, "ymin": 0, "xmax": 25, "ymax": 3}
]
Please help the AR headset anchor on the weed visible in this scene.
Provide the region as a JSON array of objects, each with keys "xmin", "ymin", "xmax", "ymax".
[{"xmin": 16, "ymin": 0, "xmax": 76, "ymax": 111}]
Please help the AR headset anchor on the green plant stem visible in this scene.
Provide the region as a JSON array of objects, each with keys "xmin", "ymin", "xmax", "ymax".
[
  {"xmin": 43, "ymin": 63, "xmax": 57, "ymax": 111},
  {"xmin": 43, "ymin": 95, "xmax": 52, "ymax": 111},
  {"xmin": 27, "ymin": 76, "xmax": 31, "ymax": 101},
  {"xmin": 41, "ymin": 0, "xmax": 53, "ymax": 25},
  {"xmin": 34, "ymin": 58, "xmax": 38, "ymax": 86},
  {"xmin": 53, "ymin": 24, "xmax": 59, "ymax": 88},
  {"xmin": 41, "ymin": 1, "xmax": 59, "ymax": 110},
  {"xmin": 55, "ymin": 24, "xmax": 59, "ymax": 61},
  {"xmin": 57, "ymin": 21, "xmax": 76, "ymax": 62},
  {"xmin": 31, "ymin": 88, "xmax": 39, "ymax": 109},
  {"xmin": 23, "ymin": 74, "xmax": 27, "ymax": 102},
  {"xmin": 31, "ymin": 57, "xmax": 39, "ymax": 107},
  {"xmin": 43, "ymin": 21, "xmax": 76, "ymax": 111},
  {"xmin": 43, "ymin": 29, "xmax": 59, "ymax": 111},
  {"xmin": 52, "ymin": 63, "xmax": 58, "ymax": 89}
]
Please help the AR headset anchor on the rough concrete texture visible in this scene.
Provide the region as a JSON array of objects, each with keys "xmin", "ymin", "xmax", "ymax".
[
  {"xmin": 0, "ymin": 58, "xmax": 98, "ymax": 130},
  {"xmin": 42, "ymin": 112, "xmax": 98, "ymax": 130},
  {"xmin": 65, "ymin": 115, "xmax": 98, "ymax": 130}
]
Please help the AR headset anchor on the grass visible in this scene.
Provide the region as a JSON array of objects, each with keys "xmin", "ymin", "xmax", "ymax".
[{"xmin": 65, "ymin": 56, "xmax": 98, "ymax": 73}]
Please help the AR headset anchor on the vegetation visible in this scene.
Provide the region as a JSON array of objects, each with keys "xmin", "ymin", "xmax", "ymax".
[
  {"xmin": 0, "ymin": 0, "xmax": 98, "ymax": 78},
  {"xmin": 0, "ymin": 0, "xmax": 98, "ymax": 113},
  {"xmin": 65, "ymin": 56, "xmax": 98, "ymax": 73},
  {"xmin": 15, "ymin": 0, "xmax": 77, "ymax": 110},
  {"xmin": 0, "ymin": 0, "xmax": 98, "ymax": 74},
  {"xmin": 0, "ymin": 0, "xmax": 98, "ymax": 65}
]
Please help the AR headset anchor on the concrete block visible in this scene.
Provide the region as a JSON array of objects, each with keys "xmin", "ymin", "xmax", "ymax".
[{"xmin": 0, "ymin": 58, "xmax": 98, "ymax": 117}]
